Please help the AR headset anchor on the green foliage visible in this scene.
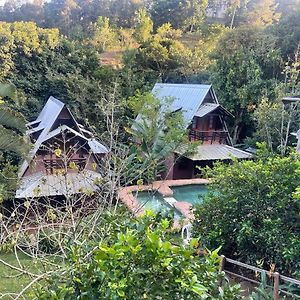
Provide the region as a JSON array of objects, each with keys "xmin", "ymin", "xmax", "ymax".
[
  {"xmin": 249, "ymin": 96, "xmax": 300, "ymax": 155},
  {"xmin": 0, "ymin": 82, "xmax": 27, "ymax": 205},
  {"xmin": 131, "ymin": 20, "xmax": 230, "ymax": 82},
  {"xmin": 270, "ymin": 9, "xmax": 300, "ymax": 59},
  {"xmin": 124, "ymin": 92, "xmax": 191, "ymax": 184},
  {"xmin": 0, "ymin": 162, "xmax": 18, "ymax": 204},
  {"xmin": 0, "ymin": 83, "xmax": 17, "ymax": 100},
  {"xmin": 193, "ymin": 153, "xmax": 300, "ymax": 275},
  {"xmin": 243, "ymin": 0, "xmax": 281, "ymax": 27},
  {"xmin": 0, "ymin": 21, "xmax": 59, "ymax": 79},
  {"xmin": 249, "ymin": 271, "xmax": 273, "ymax": 300},
  {"xmin": 91, "ymin": 17, "xmax": 119, "ymax": 52},
  {"xmin": 134, "ymin": 8, "xmax": 153, "ymax": 43},
  {"xmin": 35, "ymin": 212, "xmax": 241, "ymax": 299},
  {"xmin": 0, "ymin": 83, "xmax": 28, "ymax": 157},
  {"xmin": 211, "ymin": 27, "xmax": 281, "ymax": 143},
  {"xmin": 184, "ymin": 0, "xmax": 209, "ymax": 32}
]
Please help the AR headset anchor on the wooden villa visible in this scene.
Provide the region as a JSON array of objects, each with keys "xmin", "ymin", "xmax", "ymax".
[
  {"xmin": 151, "ymin": 83, "xmax": 252, "ymax": 179},
  {"xmin": 16, "ymin": 96, "xmax": 108, "ymax": 199}
]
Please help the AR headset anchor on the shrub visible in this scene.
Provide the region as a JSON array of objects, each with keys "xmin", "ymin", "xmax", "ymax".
[
  {"xmin": 193, "ymin": 154, "xmax": 300, "ymax": 275},
  {"xmin": 35, "ymin": 212, "xmax": 241, "ymax": 299}
]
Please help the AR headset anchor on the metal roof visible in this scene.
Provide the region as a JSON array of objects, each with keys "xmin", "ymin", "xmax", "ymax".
[
  {"xmin": 16, "ymin": 170, "xmax": 102, "ymax": 198},
  {"xmin": 282, "ymin": 95, "xmax": 300, "ymax": 102},
  {"xmin": 88, "ymin": 138, "xmax": 109, "ymax": 154},
  {"xmin": 195, "ymin": 103, "xmax": 233, "ymax": 118},
  {"xmin": 195, "ymin": 103, "xmax": 219, "ymax": 117},
  {"xmin": 152, "ymin": 83, "xmax": 213, "ymax": 126},
  {"xmin": 19, "ymin": 97, "xmax": 108, "ymax": 177},
  {"xmin": 177, "ymin": 144, "xmax": 252, "ymax": 161}
]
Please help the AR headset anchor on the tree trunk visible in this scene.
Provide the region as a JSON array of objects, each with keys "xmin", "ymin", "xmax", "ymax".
[
  {"xmin": 232, "ymin": 123, "xmax": 240, "ymax": 145},
  {"xmin": 230, "ymin": 6, "xmax": 237, "ymax": 29}
]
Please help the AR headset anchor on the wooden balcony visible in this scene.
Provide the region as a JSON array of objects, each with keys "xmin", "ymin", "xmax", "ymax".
[
  {"xmin": 189, "ymin": 130, "xmax": 229, "ymax": 144},
  {"xmin": 44, "ymin": 158, "xmax": 87, "ymax": 174}
]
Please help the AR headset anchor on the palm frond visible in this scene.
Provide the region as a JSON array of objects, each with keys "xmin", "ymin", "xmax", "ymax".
[
  {"xmin": 0, "ymin": 106, "xmax": 26, "ymax": 133},
  {"xmin": 0, "ymin": 125, "xmax": 27, "ymax": 156},
  {"xmin": 0, "ymin": 83, "xmax": 17, "ymax": 101}
]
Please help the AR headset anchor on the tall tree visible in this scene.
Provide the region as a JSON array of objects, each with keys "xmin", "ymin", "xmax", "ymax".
[
  {"xmin": 0, "ymin": 83, "xmax": 27, "ymax": 156},
  {"xmin": 184, "ymin": 0, "xmax": 209, "ymax": 32},
  {"xmin": 271, "ymin": 9, "xmax": 300, "ymax": 59},
  {"xmin": 134, "ymin": 8, "xmax": 153, "ymax": 43},
  {"xmin": 211, "ymin": 27, "xmax": 281, "ymax": 143},
  {"xmin": 244, "ymin": 0, "xmax": 281, "ymax": 27}
]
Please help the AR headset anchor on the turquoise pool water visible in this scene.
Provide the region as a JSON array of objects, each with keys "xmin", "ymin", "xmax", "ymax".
[
  {"xmin": 171, "ymin": 184, "xmax": 209, "ymax": 206},
  {"xmin": 135, "ymin": 191, "xmax": 182, "ymax": 219}
]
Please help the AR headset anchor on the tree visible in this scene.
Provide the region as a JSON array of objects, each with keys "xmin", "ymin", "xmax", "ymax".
[
  {"xmin": 210, "ymin": 27, "xmax": 281, "ymax": 143},
  {"xmin": 244, "ymin": 0, "xmax": 281, "ymax": 27},
  {"xmin": 134, "ymin": 8, "xmax": 153, "ymax": 43},
  {"xmin": 0, "ymin": 83, "xmax": 27, "ymax": 206},
  {"xmin": 271, "ymin": 9, "xmax": 300, "ymax": 62},
  {"xmin": 249, "ymin": 97, "xmax": 300, "ymax": 155},
  {"xmin": 0, "ymin": 21, "xmax": 59, "ymax": 79},
  {"xmin": 249, "ymin": 49, "xmax": 300, "ymax": 155},
  {"xmin": 150, "ymin": 0, "xmax": 187, "ymax": 29},
  {"xmin": 91, "ymin": 16, "xmax": 119, "ymax": 52},
  {"xmin": 184, "ymin": 0, "xmax": 209, "ymax": 32},
  {"xmin": 283, "ymin": 45, "xmax": 300, "ymax": 94},
  {"xmin": 124, "ymin": 92, "xmax": 192, "ymax": 184},
  {"xmin": 193, "ymin": 152, "xmax": 300, "ymax": 275},
  {"xmin": 0, "ymin": 83, "xmax": 27, "ymax": 157}
]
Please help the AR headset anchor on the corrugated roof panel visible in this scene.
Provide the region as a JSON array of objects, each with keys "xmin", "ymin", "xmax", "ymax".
[
  {"xmin": 195, "ymin": 103, "xmax": 234, "ymax": 118},
  {"xmin": 177, "ymin": 144, "xmax": 252, "ymax": 161},
  {"xmin": 16, "ymin": 170, "xmax": 102, "ymax": 198},
  {"xmin": 37, "ymin": 96, "xmax": 64, "ymax": 123},
  {"xmin": 195, "ymin": 103, "xmax": 220, "ymax": 117},
  {"xmin": 88, "ymin": 139, "xmax": 109, "ymax": 154},
  {"xmin": 152, "ymin": 83, "xmax": 212, "ymax": 126}
]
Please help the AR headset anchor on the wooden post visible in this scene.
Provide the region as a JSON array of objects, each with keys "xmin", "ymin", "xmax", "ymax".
[
  {"xmin": 219, "ymin": 255, "xmax": 226, "ymax": 287},
  {"xmin": 219, "ymin": 255, "xmax": 226, "ymax": 272},
  {"xmin": 273, "ymin": 272, "xmax": 280, "ymax": 300}
]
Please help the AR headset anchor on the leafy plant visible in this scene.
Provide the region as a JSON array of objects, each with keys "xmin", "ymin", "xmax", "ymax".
[
  {"xmin": 193, "ymin": 152, "xmax": 300, "ymax": 275},
  {"xmin": 250, "ymin": 272, "xmax": 273, "ymax": 300},
  {"xmin": 35, "ymin": 212, "xmax": 241, "ymax": 299},
  {"xmin": 124, "ymin": 92, "xmax": 193, "ymax": 184}
]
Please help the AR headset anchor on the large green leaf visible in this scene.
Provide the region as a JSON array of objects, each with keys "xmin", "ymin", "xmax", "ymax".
[
  {"xmin": 0, "ymin": 83, "xmax": 17, "ymax": 101},
  {"xmin": 0, "ymin": 125, "xmax": 27, "ymax": 156},
  {"xmin": 0, "ymin": 106, "xmax": 26, "ymax": 133}
]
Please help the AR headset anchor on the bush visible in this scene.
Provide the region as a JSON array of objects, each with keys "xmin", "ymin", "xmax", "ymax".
[
  {"xmin": 193, "ymin": 154, "xmax": 300, "ymax": 276},
  {"xmin": 35, "ymin": 212, "xmax": 241, "ymax": 299}
]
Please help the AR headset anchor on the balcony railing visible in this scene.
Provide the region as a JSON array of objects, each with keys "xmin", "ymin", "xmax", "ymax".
[
  {"xmin": 189, "ymin": 130, "xmax": 229, "ymax": 144},
  {"xmin": 44, "ymin": 158, "xmax": 87, "ymax": 174}
]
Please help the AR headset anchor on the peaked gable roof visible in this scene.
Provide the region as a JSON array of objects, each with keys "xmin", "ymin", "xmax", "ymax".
[
  {"xmin": 195, "ymin": 103, "xmax": 233, "ymax": 118},
  {"xmin": 19, "ymin": 96, "xmax": 108, "ymax": 177},
  {"xmin": 151, "ymin": 83, "xmax": 216, "ymax": 126}
]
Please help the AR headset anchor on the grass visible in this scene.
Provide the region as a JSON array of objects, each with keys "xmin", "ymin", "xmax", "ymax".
[{"xmin": 0, "ymin": 252, "xmax": 42, "ymax": 298}]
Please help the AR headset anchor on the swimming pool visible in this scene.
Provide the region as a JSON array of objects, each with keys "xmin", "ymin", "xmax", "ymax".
[
  {"xmin": 135, "ymin": 191, "xmax": 182, "ymax": 219},
  {"xmin": 171, "ymin": 184, "xmax": 209, "ymax": 206}
]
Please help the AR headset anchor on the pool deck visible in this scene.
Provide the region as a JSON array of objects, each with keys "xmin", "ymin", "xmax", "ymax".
[{"xmin": 118, "ymin": 178, "xmax": 210, "ymax": 221}]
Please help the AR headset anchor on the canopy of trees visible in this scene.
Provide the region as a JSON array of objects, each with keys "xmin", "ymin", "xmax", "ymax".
[{"xmin": 193, "ymin": 151, "xmax": 300, "ymax": 275}]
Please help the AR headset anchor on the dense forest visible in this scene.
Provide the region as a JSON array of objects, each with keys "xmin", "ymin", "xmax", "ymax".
[{"xmin": 0, "ymin": 0, "xmax": 299, "ymax": 143}]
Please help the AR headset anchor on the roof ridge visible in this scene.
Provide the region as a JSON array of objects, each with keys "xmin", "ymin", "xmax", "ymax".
[
  {"xmin": 48, "ymin": 96, "xmax": 65, "ymax": 107},
  {"xmin": 154, "ymin": 83, "xmax": 211, "ymax": 88}
]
